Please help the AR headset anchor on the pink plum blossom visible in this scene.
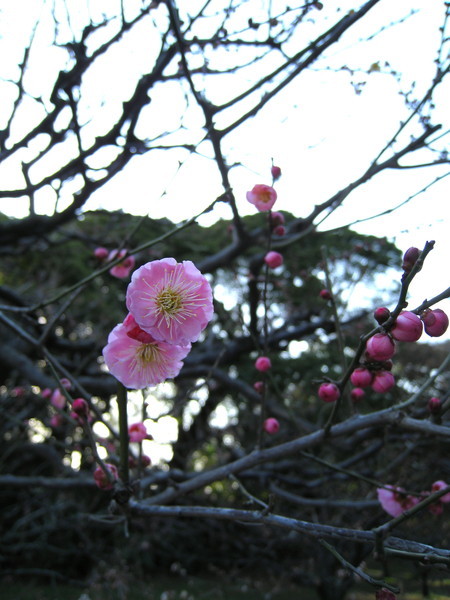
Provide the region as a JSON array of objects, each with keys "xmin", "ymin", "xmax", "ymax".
[
  {"xmin": 126, "ymin": 258, "xmax": 213, "ymax": 346},
  {"xmin": 246, "ymin": 184, "xmax": 277, "ymax": 212},
  {"xmin": 255, "ymin": 356, "xmax": 271, "ymax": 372},
  {"xmin": 318, "ymin": 382, "xmax": 340, "ymax": 403},
  {"xmin": 108, "ymin": 249, "xmax": 136, "ymax": 279},
  {"xmin": 264, "ymin": 251, "xmax": 283, "ymax": 269},
  {"xmin": 128, "ymin": 422, "xmax": 149, "ymax": 443},
  {"xmin": 421, "ymin": 308, "xmax": 449, "ymax": 337},
  {"xmin": 377, "ymin": 486, "xmax": 419, "ymax": 517},
  {"xmin": 263, "ymin": 417, "xmax": 280, "ymax": 434},
  {"xmin": 365, "ymin": 333, "xmax": 395, "ymax": 362},
  {"xmin": 431, "ymin": 480, "xmax": 450, "ymax": 503},
  {"xmin": 390, "ymin": 311, "xmax": 423, "ymax": 342},
  {"xmin": 93, "ymin": 463, "xmax": 119, "ymax": 491},
  {"xmin": 102, "ymin": 314, "xmax": 191, "ymax": 389},
  {"xmin": 41, "ymin": 387, "xmax": 52, "ymax": 399}
]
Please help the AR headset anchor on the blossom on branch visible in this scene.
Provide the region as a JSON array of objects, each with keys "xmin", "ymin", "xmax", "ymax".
[
  {"xmin": 126, "ymin": 258, "xmax": 213, "ymax": 346},
  {"xmin": 102, "ymin": 314, "xmax": 191, "ymax": 389},
  {"xmin": 128, "ymin": 421, "xmax": 150, "ymax": 443},
  {"xmin": 246, "ymin": 184, "xmax": 277, "ymax": 212},
  {"xmin": 108, "ymin": 249, "xmax": 136, "ymax": 279}
]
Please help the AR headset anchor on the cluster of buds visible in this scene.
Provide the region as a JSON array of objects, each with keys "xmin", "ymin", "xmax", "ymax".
[
  {"xmin": 270, "ymin": 211, "xmax": 286, "ymax": 237},
  {"xmin": 350, "ymin": 301, "xmax": 448, "ymax": 400}
]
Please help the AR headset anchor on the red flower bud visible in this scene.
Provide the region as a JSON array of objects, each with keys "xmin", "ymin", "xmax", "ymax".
[
  {"xmin": 371, "ymin": 371, "xmax": 395, "ymax": 393},
  {"xmin": 271, "ymin": 165, "xmax": 282, "ymax": 180},
  {"xmin": 319, "ymin": 289, "xmax": 332, "ymax": 301},
  {"xmin": 72, "ymin": 398, "xmax": 89, "ymax": 417},
  {"xmin": 391, "ymin": 311, "xmax": 423, "ymax": 342},
  {"xmin": 318, "ymin": 382, "xmax": 340, "ymax": 403},
  {"xmin": 253, "ymin": 381, "xmax": 265, "ymax": 394},
  {"xmin": 401, "ymin": 246, "xmax": 420, "ymax": 273},
  {"xmin": 93, "ymin": 463, "xmax": 118, "ymax": 491},
  {"xmin": 374, "ymin": 307, "xmax": 390, "ymax": 324},
  {"xmin": 350, "ymin": 367, "xmax": 373, "ymax": 388},
  {"xmin": 273, "ymin": 225, "xmax": 286, "ymax": 236},
  {"xmin": 264, "ymin": 251, "xmax": 283, "ymax": 269},
  {"xmin": 421, "ymin": 308, "xmax": 449, "ymax": 337},
  {"xmin": 428, "ymin": 396, "xmax": 441, "ymax": 414},
  {"xmin": 263, "ymin": 417, "xmax": 280, "ymax": 434},
  {"xmin": 351, "ymin": 387, "xmax": 365, "ymax": 403},
  {"xmin": 255, "ymin": 356, "xmax": 271, "ymax": 372},
  {"xmin": 366, "ymin": 334, "xmax": 396, "ymax": 362}
]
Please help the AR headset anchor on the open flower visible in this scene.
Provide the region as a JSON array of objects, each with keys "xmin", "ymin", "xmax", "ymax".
[
  {"xmin": 246, "ymin": 184, "xmax": 277, "ymax": 212},
  {"xmin": 103, "ymin": 314, "xmax": 191, "ymax": 389},
  {"xmin": 126, "ymin": 258, "xmax": 213, "ymax": 346},
  {"xmin": 108, "ymin": 249, "xmax": 136, "ymax": 279},
  {"xmin": 377, "ymin": 486, "xmax": 419, "ymax": 517}
]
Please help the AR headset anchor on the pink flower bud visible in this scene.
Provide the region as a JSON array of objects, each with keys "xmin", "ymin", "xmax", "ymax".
[
  {"xmin": 421, "ymin": 308, "xmax": 449, "ymax": 337},
  {"xmin": 366, "ymin": 334, "xmax": 396, "ymax": 362},
  {"xmin": 93, "ymin": 463, "xmax": 119, "ymax": 491},
  {"xmin": 255, "ymin": 356, "xmax": 271, "ymax": 372},
  {"xmin": 141, "ymin": 455, "xmax": 152, "ymax": 467},
  {"xmin": 128, "ymin": 422, "xmax": 150, "ymax": 443},
  {"xmin": 72, "ymin": 398, "xmax": 89, "ymax": 418},
  {"xmin": 350, "ymin": 367, "xmax": 373, "ymax": 388},
  {"xmin": 263, "ymin": 417, "xmax": 280, "ymax": 434},
  {"xmin": 401, "ymin": 246, "xmax": 420, "ymax": 273},
  {"xmin": 428, "ymin": 396, "xmax": 441, "ymax": 414},
  {"xmin": 351, "ymin": 387, "xmax": 365, "ymax": 403},
  {"xmin": 431, "ymin": 480, "xmax": 450, "ymax": 503},
  {"xmin": 390, "ymin": 311, "xmax": 423, "ymax": 342},
  {"xmin": 270, "ymin": 211, "xmax": 285, "ymax": 226},
  {"xmin": 49, "ymin": 414, "xmax": 64, "ymax": 429},
  {"xmin": 371, "ymin": 371, "xmax": 395, "ymax": 393},
  {"xmin": 264, "ymin": 251, "xmax": 283, "ymax": 269},
  {"xmin": 60, "ymin": 377, "xmax": 72, "ymax": 390},
  {"xmin": 50, "ymin": 388, "xmax": 66, "ymax": 410},
  {"xmin": 318, "ymin": 382, "xmax": 340, "ymax": 403},
  {"xmin": 374, "ymin": 307, "xmax": 390, "ymax": 324},
  {"xmin": 271, "ymin": 165, "xmax": 282, "ymax": 180},
  {"xmin": 253, "ymin": 381, "xmax": 265, "ymax": 394},
  {"xmin": 94, "ymin": 247, "xmax": 109, "ymax": 260},
  {"xmin": 319, "ymin": 289, "xmax": 332, "ymax": 301},
  {"xmin": 41, "ymin": 387, "xmax": 52, "ymax": 399},
  {"xmin": 273, "ymin": 225, "xmax": 286, "ymax": 236}
]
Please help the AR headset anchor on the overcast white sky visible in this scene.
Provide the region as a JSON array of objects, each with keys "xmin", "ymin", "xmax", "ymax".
[{"xmin": 0, "ymin": 0, "xmax": 448, "ymax": 311}]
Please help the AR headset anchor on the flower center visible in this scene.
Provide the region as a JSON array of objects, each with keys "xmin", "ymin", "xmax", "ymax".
[
  {"xmin": 137, "ymin": 343, "xmax": 160, "ymax": 365},
  {"xmin": 156, "ymin": 287, "xmax": 183, "ymax": 316}
]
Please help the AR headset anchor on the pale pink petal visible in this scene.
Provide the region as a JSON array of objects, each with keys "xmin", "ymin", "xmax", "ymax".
[
  {"xmin": 103, "ymin": 317, "xmax": 191, "ymax": 389},
  {"xmin": 126, "ymin": 258, "xmax": 213, "ymax": 346}
]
